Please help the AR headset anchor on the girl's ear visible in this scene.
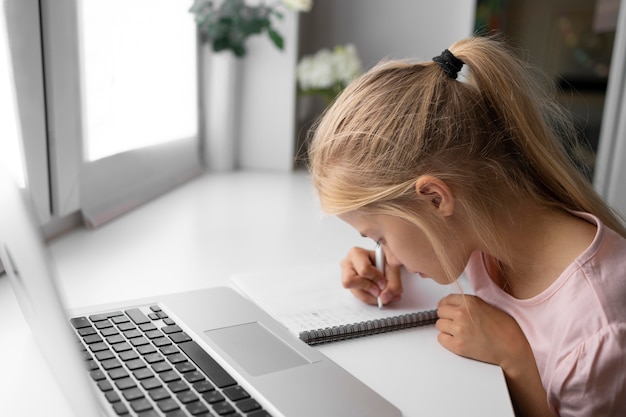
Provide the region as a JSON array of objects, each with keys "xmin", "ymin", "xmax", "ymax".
[{"xmin": 414, "ymin": 176, "xmax": 455, "ymax": 217}]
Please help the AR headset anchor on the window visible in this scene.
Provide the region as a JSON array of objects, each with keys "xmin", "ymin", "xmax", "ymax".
[
  {"xmin": 80, "ymin": 1, "xmax": 198, "ymax": 161},
  {"xmin": 0, "ymin": 5, "xmax": 24, "ymax": 187},
  {"xmin": 3, "ymin": 0, "xmax": 50, "ymax": 224},
  {"xmin": 21, "ymin": 0, "xmax": 203, "ymax": 231}
]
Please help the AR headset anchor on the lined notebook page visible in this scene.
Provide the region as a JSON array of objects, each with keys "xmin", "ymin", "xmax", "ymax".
[{"xmin": 231, "ymin": 263, "xmax": 472, "ymax": 339}]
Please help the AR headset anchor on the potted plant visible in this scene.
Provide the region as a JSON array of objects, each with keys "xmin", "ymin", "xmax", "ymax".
[{"xmin": 189, "ymin": 0, "xmax": 313, "ymax": 57}]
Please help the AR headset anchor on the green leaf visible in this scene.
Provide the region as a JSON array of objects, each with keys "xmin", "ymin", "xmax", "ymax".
[
  {"xmin": 233, "ymin": 44, "xmax": 246, "ymax": 57},
  {"xmin": 268, "ymin": 27, "xmax": 284, "ymax": 50}
]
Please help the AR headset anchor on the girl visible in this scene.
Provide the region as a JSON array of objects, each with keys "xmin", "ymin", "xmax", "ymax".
[{"xmin": 307, "ymin": 36, "xmax": 626, "ymax": 416}]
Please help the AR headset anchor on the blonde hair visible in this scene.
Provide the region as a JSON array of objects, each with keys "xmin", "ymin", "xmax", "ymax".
[{"xmin": 308, "ymin": 36, "xmax": 626, "ymax": 283}]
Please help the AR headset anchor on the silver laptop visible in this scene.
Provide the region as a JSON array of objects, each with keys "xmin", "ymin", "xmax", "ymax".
[{"xmin": 0, "ymin": 171, "xmax": 401, "ymax": 417}]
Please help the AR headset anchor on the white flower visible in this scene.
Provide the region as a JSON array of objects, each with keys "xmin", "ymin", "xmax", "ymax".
[
  {"xmin": 331, "ymin": 44, "xmax": 362, "ymax": 85},
  {"xmin": 297, "ymin": 48, "xmax": 334, "ymax": 90},
  {"xmin": 296, "ymin": 44, "xmax": 363, "ymax": 91},
  {"xmin": 282, "ymin": 0, "xmax": 313, "ymax": 12}
]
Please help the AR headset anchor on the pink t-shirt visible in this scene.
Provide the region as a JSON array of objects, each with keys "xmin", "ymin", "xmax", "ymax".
[{"xmin": 465, "ymin": 212, "xmax": 626, "ymax": 416}]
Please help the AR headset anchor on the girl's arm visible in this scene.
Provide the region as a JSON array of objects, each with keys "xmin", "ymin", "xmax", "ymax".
[{"xmin": 436, "ymin": 294, "xmax": 553, "ymax": 417}]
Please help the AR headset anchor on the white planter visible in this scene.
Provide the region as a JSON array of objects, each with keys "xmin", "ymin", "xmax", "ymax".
[{"xmin": 203, "ymin": 46, "xmax": 240, "ymax": 171}]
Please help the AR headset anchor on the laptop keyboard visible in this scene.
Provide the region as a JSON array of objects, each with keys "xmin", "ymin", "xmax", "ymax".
[{"xmin": 70, "ymin": 305, "xmax": 272, "ymax": 417}]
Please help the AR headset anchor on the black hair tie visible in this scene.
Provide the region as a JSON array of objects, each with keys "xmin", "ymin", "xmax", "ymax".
[{"xmin": 432, "ymin": 49, "xmax": 464, "ymax": 80}]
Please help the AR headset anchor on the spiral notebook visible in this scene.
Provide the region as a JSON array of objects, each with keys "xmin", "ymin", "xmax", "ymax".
[{"xmin": 231, "ymin": 263, "xmax": 471, "ymax": 346}]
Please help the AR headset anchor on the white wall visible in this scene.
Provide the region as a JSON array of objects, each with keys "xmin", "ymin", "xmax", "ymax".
[
  {"xmin": 300, "ymin": 0, "xmax": 477, "ymax": 69},
  {"xmin": 215, "ymin": 1, "xmax": 477, "ymax": 171}
]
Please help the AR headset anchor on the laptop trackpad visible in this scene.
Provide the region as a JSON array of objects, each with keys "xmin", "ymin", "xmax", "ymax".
[{"xmin": 204, "ymin": 322, "xmax": 311, "ymax": 376}]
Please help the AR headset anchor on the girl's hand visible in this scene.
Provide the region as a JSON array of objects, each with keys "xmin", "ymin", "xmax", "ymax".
[
  {"xmin": 340, "ymin": 246, "xmax": 403, "ymax": 305},
  {"xmin": 436, "ymin": 294, "xmax": 533, "ymax": 373},
  {"xmin": 437, "ymin": 294, "xmax": 552, "ymax": 417}
]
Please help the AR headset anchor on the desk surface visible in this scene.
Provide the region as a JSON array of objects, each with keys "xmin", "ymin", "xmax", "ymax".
[{"xmin": 0, "ymin": 171, "xmax": 514, "ymax": 416}]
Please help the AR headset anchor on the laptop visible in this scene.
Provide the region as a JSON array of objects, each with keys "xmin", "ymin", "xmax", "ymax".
[{"xmin": 0, "ymin": 171, "xmax": 401, "ymax": 417}]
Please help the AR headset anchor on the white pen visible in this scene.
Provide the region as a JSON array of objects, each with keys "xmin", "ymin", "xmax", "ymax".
[{"xmin": 375, "ymin": 242, "xmax": 385, "ymax": 309}]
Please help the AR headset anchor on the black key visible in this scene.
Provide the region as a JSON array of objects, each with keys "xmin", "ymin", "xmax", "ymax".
[
  {"xmin": 248, "ymin": 410, "xmax": 272, "ymax": 417},
  {"xmin": 157, "ymin": 398, "xmax": 180, "ymax": 413},
  {"xmin": 192, "ymin": 380, "xmax": 215, "ymax": 393},
  {"xmin": 117, "ymin": 322, "xmax": 136, "ymax": 332},
  {"xmin": 160, "ymin": 346, "xmax": 179, "ymax": 356},
  {"xmin": 70, "ymin": 317, "xmax": 91, "ymax": 329},
  {"xmin": 153, "ymin": 337, "xmax": 172, "ymax": 348},
  {"xmin": 138, "ymin": 345, "xmax": 157, "ymax": 355},
  {"xmin": 119, "ymin": 350, "xmax": 139, "ymax": 361},
  {"xmin": 151, "ymin": 362, "xmax": 172, "ymax": 373},
  {"xmin": 212, "ymin": 401, "xmax": 235, "ymax": 415},
  {"xmin": 148, "ymin": 387, "xmax": 170, "ymax": 401},
  {"xmin": 89, "ymin": 342, "xmax": 109, "ymax": 353},
  {"xmin": 165, "ymin": 410, "xmax": 186, "ymax": 417},
  {"xmin": 101, "ymin": 327, "xmax": 120, "ymax": 337},
  {"xmin": 167, "ymin": 353, "xmax": 187, "ymax": 364},
  {"xmin": 141, "ymin": 377, "xmax": 162, "ymax": 390},
  {"xmin": 183, "ymin": 371, "xmax": 205, "ymax": 383},
  {"xmin": 168, "ymin": 380, "xmax": 189, "ymax": 393},
  {"xmin": 186, "ymin": 401, "xmax": 210, "ymax": 416},
  {"xmin": 109, "ymin": 368, "xmax": 130, "ymax": 380},
  {"xmin": 122, "ymin": 387, "xmax": 145, "ymax": 401},
  {"xmin": 115, "ymin": 377, "xmax": 136, "ymax": 390},
  {"xmin": 176, "ymin": 391, "xmax": 198, "ymax": 404},
  {"xmin": 95, "ymin": 320, "xmax": 113, "ymax": 330},
  {"xmin": 126, "ymin": 358, "xmax": 147, "ymax": 371},
  {"xmin": 169, "ymin": 332, "xmax": 191, "ymax": 344},
  {"xmin": 124, "ymin": 329, "xmax": 142, "ymax": 339},
  {"xmin": 101, "ymin": 358, "xmax": 122, "ymax": 370},
  {"xmin": 175, "ymin": 362, "xmax": 196, "ymax": 373},
  {"xmin": 223, "ymin": 386, "xmax": 249, "ymax": 401},
  {"xmin": 105, "ymin": 390, "xmax": 121, "ymax": 403},
  {"xmin": 130, "ymin": 398, "xmax": 153, "ymax": 413},
  {"xmin": 144, "ymin": 353, "xmax": 165, "ymax": 364},
  {"xmin": 112, "ymin": 401, "xmax": 129, "ymax": 416},
  {"xmin": 112, "ymin": 342, "xmax": 133, "ymax": 353},
  {"xmin": 90, "ymin": 369, "xmax": 106, "ymax": 381},
  {"xmin": 150, "ymin": 305, "xmax": 162, "ymax": 312},
  {"xmin": 78, "ymin": 327, "xmax": 97, "ymax": 337},
  {"xmin": 90, "ymin": 311, "xmax": 123, "ymax": 322},
  {"xmin": 202, "ymin": 391, "xmax": 225, "ymax": 404},
  {"xmin": 95, "ymin": 350, "xmax": 116, "ymax": 361},
  {"xmin": 126, "ymin": 308, "xmax": 150, "ymax": 325},
  {"xmin": 159, "ymin": 370, "xmax": 180, "ymax": 383},
  {"xmin": 83, "ymin": 334, "xmax": 103, "ymax": 344},
  {"xmin": 107, "ymin": 334, "xmax": 125, "ymax": 345},
  {"xmin": 162, "ymin": 325, "xmax": 182, "ymax": 334},
  {"xmin": 130, "ymin": 337, "xmax": 150, "ymax": 347},
  {"xmin": 112, "ymin": 315, "xmax": 130, "ymax": 325},
  {"xmin": 85, "ymin": 359, "xmax": 99, "ymax": 371},
  {"xmin": 178, "ymin": 341, "xmax": 236, "ymax": 388},
  {"xmin": 97, "ymin": 380, "xmax": 114, "ymax": 392},
  {"xmin": 236, "ymin": 398, "xmax": 261, "ymax": 413},
  {"xmin": 144, "ymin": 329, "xmax": 162, "ymax": 339},
  {"xmin": 134, "ymin": 368, "xmax": 153, "ymax": 380},
  {"xmin": 137, "ymin": 410, "xmax": 160, "ymax": 417},
  {"xmin": 140, "ymin": 323, "xmax": 158, "ymax": 332}
]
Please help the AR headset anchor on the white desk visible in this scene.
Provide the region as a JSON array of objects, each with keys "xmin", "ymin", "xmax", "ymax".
[{"xmin": 0, "ymin": 171, "xmax": 514, "ymax": 416}]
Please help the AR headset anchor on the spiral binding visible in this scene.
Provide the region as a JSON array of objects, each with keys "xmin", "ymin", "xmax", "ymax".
[{"xmin": 299, "ymin": 309, "xmax": 438, "ymax": 346}]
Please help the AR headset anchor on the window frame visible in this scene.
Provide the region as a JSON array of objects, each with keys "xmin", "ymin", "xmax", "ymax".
[{"xmin": 38, "ymin": 0, "xmax": 203, "ymax": 229}]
